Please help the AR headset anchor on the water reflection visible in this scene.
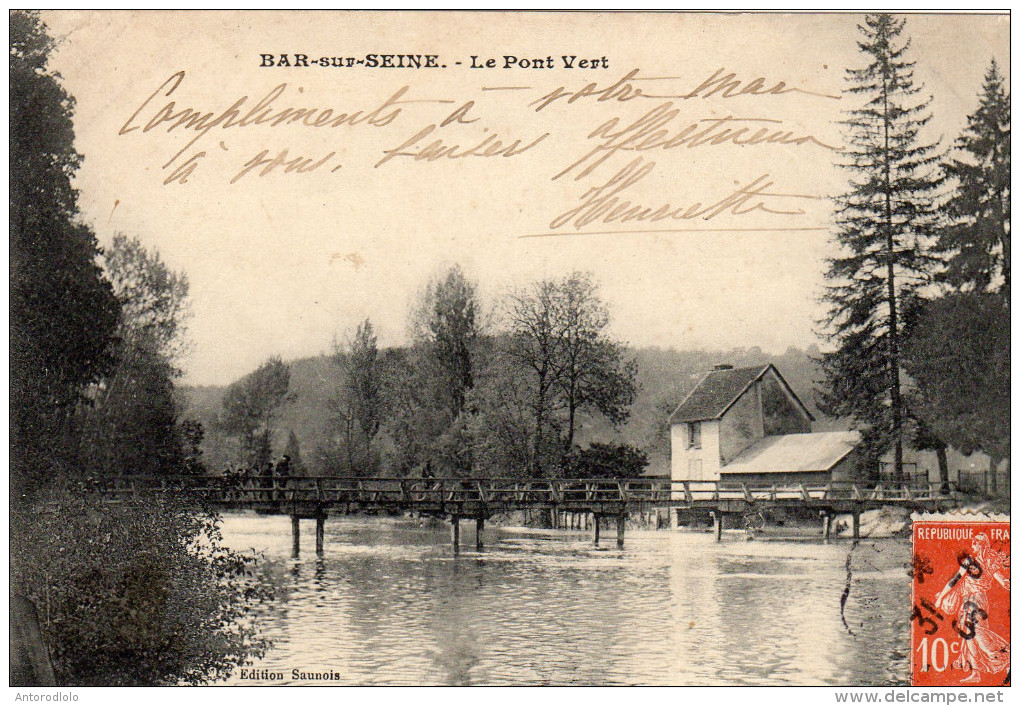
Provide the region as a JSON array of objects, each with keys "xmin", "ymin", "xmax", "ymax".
[{"xmin": 220, "ymin": 515, "xmax": 910, "ymax": 686}]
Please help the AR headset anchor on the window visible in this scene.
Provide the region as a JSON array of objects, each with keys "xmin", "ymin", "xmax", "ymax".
[{"xmin": 688, "ymin": 421, "xmax": 702, "ymax": 449}]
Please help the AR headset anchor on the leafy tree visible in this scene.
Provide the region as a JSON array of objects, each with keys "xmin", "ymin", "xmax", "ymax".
[
  {"xmin": 553, "ymin": 273, "xmax": 637, "ymax": 451},
  {"xmin": 560, "ymin": 442, "xmax": 649, "ymax": 479},
  {"xmin": 818, "ymin": 14, "xmax": 942, "ymax": 480},
  {"xmin": 902, "ymin": 61, "xmax": 1010, "ymax": 494},
  {"xmin": 10, "ymin": 10, "xmax": 120, "ymax": 501},
  {"xmin": 103, "ymin": 233, "xmax": 190, "ymax": 364},
  {"xmin": 467, "ymin": 345, "xmax": 536, "ymax": 477},
  {"xmin": 505, "ymin": 279, "xmax": 568, "ymax": 474},
  {"xmin": 411, "ymin": 265, "xmax": 480, "ymax": 419},
  {"xmin": 404, "ymin": 265, "xmax": 483, "ymax": 475},
  {"xmin": 219, "ymin": 357, "xmax": 291, "ymax": 467},
  {"xmin": 373, "ymin": 347, "xmax": 448, "ymax": 476},
  {"xmin": 179, "ymin": 419, "xmax": 207, "ymax": 475},
  {"xmin": 505, "ymin": 272, "xmax": 637, "ymax": 474},
  {"xmin": 903, "ymin": 293, "xmax": 1009, "ymax": 492},
  {"xmin": 328, "ymin": 319, "xmax": 382, "ymax": 474},
  {"xmin": 77, "ymin": 234, "xmax": 191, "ymax": 477},
  {"xmin": 938, "ymin": 60, "xmax": 1010, "ymax": 301},
  {"xmin": 10, "ymin": 14, "xmax": 273, "ymax": 687},
  {"xmin": 78, "ymin": 333, "xmax": 183, "ymax": 476}
]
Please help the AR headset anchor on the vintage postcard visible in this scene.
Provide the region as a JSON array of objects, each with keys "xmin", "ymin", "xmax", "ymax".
[{"xmin": 9, "ymin": 10, "xmax": 1010, "ymax": 690}]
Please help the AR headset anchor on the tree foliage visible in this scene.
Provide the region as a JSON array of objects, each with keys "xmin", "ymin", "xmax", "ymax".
[
  {"xmin": 11, "ymin": 486, "xmax": 272, "ymax": 685},
  {"xmin": 903, "ymin": 294, "xmax": 1009, "ymax": 479},
  {"xmin": 938, "ymin": 60, "xmax": 1011, "ymax": 300},
  {"xmin": 10, "ymin": 10, "xmax": 120, "ymax": 500},
  {"xmin": 398, "ymin": 265, "xmax": 484, "ymax": 476},
  {"xmin": 505, "ymin": 279, "xmax": 568, "ymax": 473},
  {"xmin": 560, "ymin": 442, "xmax": 649, "ymax": 479},
  {"xmin": 219, "ymin": 356, "xmax": 291, "ymax": 467},
  {"xmin": 553, "ymin": 273, "xmax": 638, "ymax": 450},
  {"xmin": 326, "ymin": 319, "xmax": 382, "ymax": 474},
  {"xmin": 466, "ymin": 344, "xmax": 535, "ymax": 477},
  {"xmin": 104, "ymin": 233, "xmax": 190, "ymax": 364},
  {"xmin": 504, "ymin": 272, "xmax": 637, "ymax": 475},
  {"xmin": 819, "ymin": 14, "xmax": 943, "ymax": 478},
  {"xmin": 901, "ymin": 60, "xmax": 1010, "ymax": 493},
  {"xmin": 375, "ymin": 347, "xmax": 446, "ymax": 475},
  {"xmin": 77, "ymin": 234, "xmax": 191, "ymax": 477},
  {"xmin": 411, "ymin": 265, "xmax": 481, "ymax": 420},
  {"xmin": 9, "ymin": 13, "xmax": 272, "ymax": 687}
]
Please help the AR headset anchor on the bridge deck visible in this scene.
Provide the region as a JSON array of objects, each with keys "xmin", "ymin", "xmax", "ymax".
[
  {"xmin": 89, "ymin": 475, "xmax": 959, "ymax": 553},
  {"xmin": 95, "ymin": 475, "xmax": 956, "ymax": 517}
]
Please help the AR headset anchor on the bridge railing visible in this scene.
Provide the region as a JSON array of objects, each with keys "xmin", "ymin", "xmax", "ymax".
[{"xmin": 91, "ymin": 475, "xmax": 956, "ymax": 508}]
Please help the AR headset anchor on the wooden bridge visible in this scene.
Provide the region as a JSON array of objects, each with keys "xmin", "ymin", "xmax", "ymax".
[{"xmin": 96, "ymin": 475, "xmax": 958, "ymax": 555}]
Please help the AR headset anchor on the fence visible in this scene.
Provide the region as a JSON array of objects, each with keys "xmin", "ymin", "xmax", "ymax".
[
  {"xmin": 956, "ymin": 470, "xmax": 1010, "ymax": 497},
  {"xmin": 877, "ymin": 463, "xmax": 929, "ymax": 487}
]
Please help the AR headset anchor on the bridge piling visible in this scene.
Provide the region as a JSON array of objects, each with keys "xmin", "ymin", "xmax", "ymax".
[
  {"xmin": 476, "ymin": 517, "xmax": 484, "ymax": 551},
  {"xmin": 711, "ymin": 511, "xmax": 723, "ymax": 542},
  {"xmin": 593, "ymin": 515, "xmax": 600, "ymax": 546},
  {"xmin": 291, "ymin": 515, "xmax": 300, "ymax": 557},
  {"xmin": 315, "ymin": 514, "xmax": 325, "ymax": 556},
  {"xmin": 617, "ymin": 514, "xmax": 627, "ymax": 548},
  {"xmin": 451, "ymin": 515, "xmax": 461, "ymax": 553},
  {"xmin": 852, "ymin": 510, "xmax": 861, "ymax": 540},
  {"xmin": 821, "ymin": 512, "xmax": 832, "ymax": 543}
]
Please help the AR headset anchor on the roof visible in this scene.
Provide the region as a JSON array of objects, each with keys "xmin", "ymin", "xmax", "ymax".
[
  {"xmin": 669, "ymin": 363, "xmax": 815, "ymax": 424},
  {"xmin": 720, "ymin": 431, "xmax": 861, "ymax": 475},
  {"xmin": 670, "ymin": 365, "xmax": 770, "ymax": 423}
]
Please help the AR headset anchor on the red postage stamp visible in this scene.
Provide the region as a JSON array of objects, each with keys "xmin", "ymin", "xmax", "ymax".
[{"xmin": 911, "ymin": 521, "xmax": 1010, "ymax": 686}]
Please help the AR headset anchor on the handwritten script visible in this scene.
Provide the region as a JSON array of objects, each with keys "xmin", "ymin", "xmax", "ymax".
[{"xmin": 117, "ymin": 67, "xmax": 841, "ymax": 236}]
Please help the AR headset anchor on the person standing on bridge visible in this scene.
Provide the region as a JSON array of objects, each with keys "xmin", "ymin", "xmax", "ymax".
[
  {"xmin": 275, "ymin": 455, "xmax": 291, "ymax": 501},
  {"xmin": 259, "ymin": 459, "xmax": 274, "ymax": 502}
]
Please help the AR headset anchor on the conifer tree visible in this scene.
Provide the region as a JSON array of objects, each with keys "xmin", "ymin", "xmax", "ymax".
[
  {"xmin": 938, "ymin": 59, "xmax": 1010, "ymax": 301},
  {"xmin": 819, "ymin": 14, "xmax": 942, "ymax": 479},
  {"xmin": 902, "ymin": 59, "xmax": 1011, "ymax": 494}
]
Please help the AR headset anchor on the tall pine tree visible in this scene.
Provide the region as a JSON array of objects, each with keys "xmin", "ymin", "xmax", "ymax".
[
  {"xmin": 902, "ymin": 59, "xmax": 1011, "ymax": 494},
  {"xmin": 819, "ymin": 14, "xmax": 942, "ymax": 480},
  {"xmin": 938, "ymin": 59, "xmax": 1010, "ymax": 301}
]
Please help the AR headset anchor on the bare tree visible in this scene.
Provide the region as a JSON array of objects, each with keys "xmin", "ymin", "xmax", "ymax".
[{"xmin": 505, "ymin": 279, "xmax": 569, "ymax": 474}]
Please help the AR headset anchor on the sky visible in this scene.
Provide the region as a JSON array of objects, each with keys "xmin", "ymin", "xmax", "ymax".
[{"xmin": 40, "ymin": 11, "xmax": 1009, "ymax": 385}]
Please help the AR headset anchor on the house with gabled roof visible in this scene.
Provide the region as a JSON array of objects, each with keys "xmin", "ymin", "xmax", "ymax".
[{"xmin": 669, "ymin": 364, "xmax": 861, "ymax": 485}]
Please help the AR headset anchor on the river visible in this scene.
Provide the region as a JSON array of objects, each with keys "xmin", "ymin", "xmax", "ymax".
[{"xmin": 218, "ymin": 513, "xmax": 911, "ymax": 686}]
